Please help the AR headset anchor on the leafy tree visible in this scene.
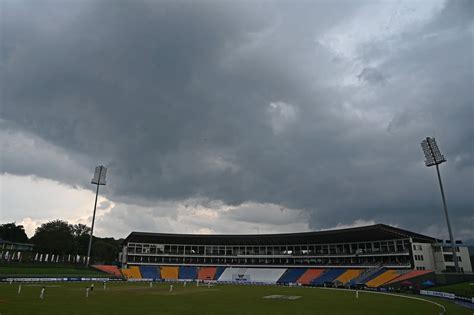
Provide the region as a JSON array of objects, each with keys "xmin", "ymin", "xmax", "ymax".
[
  {"xmin": 31, "ymin": 220, "xmax": 75, "ymax": 254},
  {"xmin": 0, "ymin": 222, "xmax": 29, "ymax": 243},
  {"xmin": 91, "ymin": 239, "xmax": 117, "ymax": 264},
  {"xmin": 72, "ymin": 223, "xmax": 90, "ymax": 237},
  {"xmin": 72, "ymin": 223, "xmax": 91, "ymax": 255},
  {"xmin": 29, "ymin": 219, "xmax": 122, "ymax": 263}
]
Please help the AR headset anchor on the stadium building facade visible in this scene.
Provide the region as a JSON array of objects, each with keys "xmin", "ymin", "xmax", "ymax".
[{"xmin": 120, "ymin": 224, "xmax": 471, "ymax": 273}]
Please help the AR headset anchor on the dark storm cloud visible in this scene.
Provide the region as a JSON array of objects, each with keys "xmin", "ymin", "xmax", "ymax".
[
  {"xmin": 1, "ymin": 0, "xmax": 473, "ymax": 239},
  {"xmin": 358, "ymin": 67, "xmax": 386, "ymax": 85}
]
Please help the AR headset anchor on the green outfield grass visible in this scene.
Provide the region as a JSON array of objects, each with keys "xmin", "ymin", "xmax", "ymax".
[
  {"xmin": 433, "ymin": 281, "xmax": 474, "ymax": 298},
  {"xmin": 0, "ymin": 266, "xmax": 106, "ymax": 277},
  {"xmin": 0, "ymin": 281, "xmax": 470, "ymax": 315}
]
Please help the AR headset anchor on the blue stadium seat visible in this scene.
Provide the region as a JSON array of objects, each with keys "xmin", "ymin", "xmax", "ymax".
[
  {"xmin": 214, "ymin": 267, "xmax": 226, "ymax": 280},
  {"xmin": 139, "ymin": 266, "xmax": 160, "ymax": 279},
  {"xmin": 310, "ymin": 269, "xmax": 346, "ymax": 286},
  {"xmin": 179, "ymin": 266, "xmax": 198, "ymax": 279},
  {"xmin": 277, "ymin": 268, "xmax": 307, "ymax": 284},
  {"xmin": 348, "ymin": 267, "xmax": 385, "ymax": 286}
]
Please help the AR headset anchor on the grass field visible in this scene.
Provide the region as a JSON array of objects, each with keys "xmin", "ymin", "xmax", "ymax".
[
  {"xmin": 0, "ymin": 266, "xmax": 106, "ymax": 277},
  {"xmin": 0, "ymin": 281, "xmax": 470, "ymax": 315},
  {"xmin": 433, "ymin": 282, "xmax": 474, "ymax": 298}
]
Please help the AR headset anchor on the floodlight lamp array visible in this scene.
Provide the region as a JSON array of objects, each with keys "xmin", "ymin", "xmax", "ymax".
[
  {"xmin": 421, "ymin": 137, "xmax": 446, "ymax": 167},
  {"xmin": 91, "ymin": 165, "xmax": 107, "ymax": 185}
]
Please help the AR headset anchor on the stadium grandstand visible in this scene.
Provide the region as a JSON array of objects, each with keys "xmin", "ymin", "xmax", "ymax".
[{"xmin": 117, "ymin": 224, "xmax": 472, "ymax": 288}]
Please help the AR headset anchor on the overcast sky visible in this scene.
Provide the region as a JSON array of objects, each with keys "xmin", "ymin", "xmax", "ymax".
[{"xmin": 1, "ymin": 0, "xmax": 473, "ymax": 242}]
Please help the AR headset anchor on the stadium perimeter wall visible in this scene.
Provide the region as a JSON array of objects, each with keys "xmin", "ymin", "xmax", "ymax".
[{"xmin": 434, "ymin": 272, "xmax": 474, "ymax": 285}]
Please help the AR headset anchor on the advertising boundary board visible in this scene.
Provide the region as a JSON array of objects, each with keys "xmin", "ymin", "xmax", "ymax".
[
  {"xmin": 420, "ymin": 290, "xmax": 455, "ymax": 300},
  {"xmin": 1, "ymin": 277, "xmax": 112, "ymax": 283}
]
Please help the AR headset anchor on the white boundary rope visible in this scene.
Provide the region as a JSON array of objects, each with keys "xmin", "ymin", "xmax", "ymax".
[{"xmin": 318, "ymin": 287, "xmax": 446, "ymax": 314}]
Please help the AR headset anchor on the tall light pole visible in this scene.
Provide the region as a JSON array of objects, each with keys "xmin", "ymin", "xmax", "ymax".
[
  {"xmin": 420, "ymin": 137, "xmax": 460, "ymax": 273},
  {"xmin": 87, "ymin": 165, "xmax": 107, "ymax": 265}
]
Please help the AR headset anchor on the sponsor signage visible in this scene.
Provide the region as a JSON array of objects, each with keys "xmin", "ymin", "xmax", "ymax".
[
  {"xmin": 232, "ymin": 274, "xmax": 251, "ymax": 282},
  {"xmin": 2, "ymin": 277, "xmax": 110, "ymax": 283},
  {"xmin": 420, "ymin": 290, "xmax": 455, "ymax": 300}
]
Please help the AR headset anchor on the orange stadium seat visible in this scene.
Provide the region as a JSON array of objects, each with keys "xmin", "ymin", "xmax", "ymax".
[
  {"xmin": 385, "ymin": 270, "xmax": 433, "ymax": 285},
  {"xmin": 160, "ymin": 266, "xmax": 179, "ymax": 280},
  {"xmin": 92, "ymin": 265, "xmax": 122, "ymax": 278},
  {"xmin": 198, "ymin": 267, "xmax": 217, "ymax": 280},
  {"xmin": 297, "ymin": 269, "xmax": 325, "ymax": 285}
]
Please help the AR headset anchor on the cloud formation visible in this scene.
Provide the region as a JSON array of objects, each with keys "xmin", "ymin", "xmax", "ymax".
[{"xmin": 1, "ymin": 0, "xmax": 473, "ymax": 241}]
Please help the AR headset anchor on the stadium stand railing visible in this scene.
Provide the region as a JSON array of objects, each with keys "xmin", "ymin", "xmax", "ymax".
[
  {"xmin": 92, "ymin": 265, "xmax": 122, "ymax": 278},
  {"xmin": 277, "ymin": 268, "xmax": 307, "ymax": 284},
  {"xmin": 160, "ymin": 266, "xmax": 179, "ymax": 280},
  {"xmin": 179, "ymin": 266, "xmax": 198, "ymax": 280},
  {"xmin": 139, "ymin": 266, "xmax": 161, "ymax": 280},
  {"xmin": 311, "ymin": 269, "xmax": 346, "ymax": 286},
  {"xmin": 121, "ymin": 266, "xmax": 142, "ymax": 279},
  {"xmin": 333, "ymin": 269, "xmax": 363, "ymax": 285},
  {"xmin": 297, "ymin": 269, "xmax": 325, "ymax": 285},
  {"xmin": 198, "ymin": 267, "xmax": 217, "ymax": 281}
]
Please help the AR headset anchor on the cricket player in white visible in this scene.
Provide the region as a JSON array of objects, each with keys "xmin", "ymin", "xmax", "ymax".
[
  {"xmin": 169, "ymin": 284, "xmax": 173, "ymax": 292},
  {"xmin": 40, "ymin": 287, "xmax": 45, "ymax": 300}
]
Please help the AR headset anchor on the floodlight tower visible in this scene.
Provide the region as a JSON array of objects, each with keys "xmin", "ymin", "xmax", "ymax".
[
  {"xmin": 420, "ymin": 137, "xmax": 460, "ymax": 272},
  {"xmin": 87, "ymin": 165, "xmax": 107, "ymax": 265}
]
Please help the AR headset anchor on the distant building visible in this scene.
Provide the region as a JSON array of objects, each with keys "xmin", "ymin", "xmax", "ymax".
[
  {"xmin": 0, "ymin": 239, "xmax": 34, "ymax": 251},
  {"xmin": 0, "ymin": 239, "xmax": 34, "ymax": 262}
]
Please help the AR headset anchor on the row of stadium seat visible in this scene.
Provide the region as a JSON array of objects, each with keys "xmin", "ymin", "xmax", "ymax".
[
  {"xmin": 277, "ymin": 268, "xmax": 307, "ymax": 284},
  {"xmin": 139, "ymin": 265, "xmax": 161, "ymax": 279},
  {"xmin": 92, "ymin": 265, "xmax": 123, "ymax": 278},
  {"xmin": 197, "ymin": 267, "xmax": 217, "ymax": 280},
  {"xmin": 311, "ymin": 269, "xmax": 346, "ymax": 285},
  {"xmin": 121, "ymin": 266, "xmax": 142, "ymax": 279},
  {"xmin": 347, "ymin": 267, "xmax": 385, "ymax": 286},
  {"xmin": 110, "ymin": 265, "xmax": 430, "ymax": 288},
  {"xmin": 366, "ymin": 269, "xmax": 404, "ymax": 287},
  {"xmin": 385, "ymin": 269, "xmax": 432, "ymax": 285},
  {"xmin": 297, "ymin": 269, "xmax": 324, "ymax": 285},
  {"xmin": 334, "ymin": 269, "xmax": 362, "ymax": 284}
]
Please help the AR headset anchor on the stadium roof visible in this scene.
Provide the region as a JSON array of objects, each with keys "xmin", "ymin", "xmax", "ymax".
[{"xmin": 124, "ymin": 224, "xmax": 435, "ymax": 245}]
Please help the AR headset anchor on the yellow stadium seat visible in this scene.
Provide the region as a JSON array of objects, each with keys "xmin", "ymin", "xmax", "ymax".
[
  {"xmin": 121, "ymin": 266, "xmax": 142, "ymax": 279},
  {"xmin": 334, "ymin": 269, "xmax": 363, "ymax": 284},
  {"xmin": 366, "ymin": 270, "xmax": 400, "ymax": 288},
  {"xmin": 160, "ymin": 266, "xmax": 179, "ymax": 279}
]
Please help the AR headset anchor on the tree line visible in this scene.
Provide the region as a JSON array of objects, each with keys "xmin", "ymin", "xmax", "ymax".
[{"xmin": 0, "ymin": 221, "xmax": 122, "ymax": 264}]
